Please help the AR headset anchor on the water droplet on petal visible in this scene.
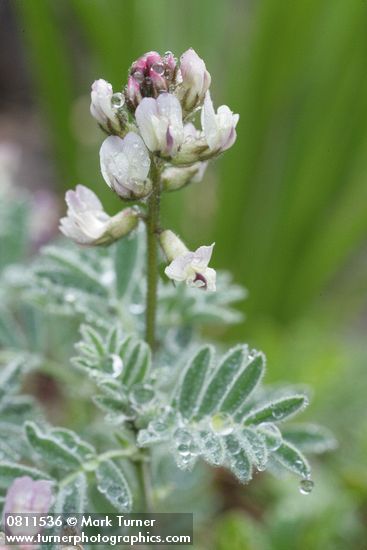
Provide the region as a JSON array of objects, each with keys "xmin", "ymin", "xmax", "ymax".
[
  {"xmin": 111, "ymin": 93, "xmax": 124, "ymax": 107},
  {"xmin": 133, "ymin": 70, "xmax": 144, "ymax": 83},
  {"xmin": 299, "ymin": 477, "xmax": 314, "ymax": 495},
  {"xmin": 152, "ymin": 62, "xmax": 165, "ymax": 75}
]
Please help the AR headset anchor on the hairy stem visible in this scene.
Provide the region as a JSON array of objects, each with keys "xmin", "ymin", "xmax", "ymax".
[
  {"xmin": 136, "ymin": 458, "xmax": 154, "ymax": 513},
  {"xmin": 139, "ymin": 161, "xmax": 161, "ymax": 519},
  {"xmin": 145, "ymin": 161, "xmax": 161, "ymax": 350}
]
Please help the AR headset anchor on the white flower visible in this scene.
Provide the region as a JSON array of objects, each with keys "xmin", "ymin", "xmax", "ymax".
[
  {"xmin": 178, "ymin": 48, "xmax": 211, "ymax": 112},
  {"xmin": 160, "ymin": 230, "xmax": 216, "ymax": 291},
  {"xmin": 59, "ymin": 185, "xmax": 138, "ymax": 246},
  {"xmin": 99, "ymin": 132, "xmax": 151, "ymax": 199},
  {"xmin": 135, "ymin": 93, "xmax": 184, "ymax": 157},
  {"xmin": 172, "ymin": 94, "xmax": 239, "ymax": 165},
  {"xmin": 161, "ymin": 161, "xmax": 207, "ymax": 191},
  {"xmin": 201, "ymin": 91, "xmax": 239, "ymax": 152},
  {"xmin": 90, "ymin": 79, "xmax": 124, "ymax": 132},
  {"xmin": 170, "ymin": 122, "xmax": 208, "ymax": 165}
]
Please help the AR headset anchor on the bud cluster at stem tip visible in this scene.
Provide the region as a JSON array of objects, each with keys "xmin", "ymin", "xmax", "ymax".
[{"xmin": 61, "ymin": 47, "xmax": 239, "ymax": 292}]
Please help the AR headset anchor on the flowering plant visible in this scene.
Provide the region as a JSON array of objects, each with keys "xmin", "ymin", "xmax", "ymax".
[{"xmin": 0, "ymin": 49, "xmax": 336, "ymax": 546}]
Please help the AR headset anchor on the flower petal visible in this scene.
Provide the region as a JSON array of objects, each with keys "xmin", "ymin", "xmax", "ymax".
[
  {"xmin": 99, "ymin": 133, "xmax": 150, "ymax": 198},
  {"xmin": 192, "ymin": 243, "xmax": 215, "ymax": 269},
  {"xmin": 135, "ymin": 98, "xmax": 160, "ymax": 151}
]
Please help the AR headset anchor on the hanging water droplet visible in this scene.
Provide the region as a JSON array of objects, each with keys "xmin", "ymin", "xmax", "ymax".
[
  {"xmin": 258, "ymin": 422, "xmax": 282, "ymax": 451},
  {"xmin": 177, "ymin": 443, "xmax": 191, "ymax": 457},
  {"xmin": 210, "ymin": 412, "xmax": 234, "ymax": 436},
  {"xmin": 130, "ymin": 384, "xmax": 155, "ymax": 406},
  {"xmin": 176, "ymin": 451, "xmax": 196, "ymax": 471},
  {"xmin": 173, "ymin": 428, "xmax": 193, "ymax": 446},
  {"xmin": 299, "ymin": 477, "xmax": 314, "ymax": 495},
  {"xmin": 189, "ymin": 439, "xmax": 200, "ymax": 457}
]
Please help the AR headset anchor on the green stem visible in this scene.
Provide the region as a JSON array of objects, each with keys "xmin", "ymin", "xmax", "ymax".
[
  {"xmin": 145, "ymin": 161, "xmax": 161, "ymax": 350},
  {"xmin": 59, "ymin": 447, "xmax": 138, "ymax": 488},
  {"xmin": 136, "ymin": 458, "xmax": 154, "ymax": 513}
]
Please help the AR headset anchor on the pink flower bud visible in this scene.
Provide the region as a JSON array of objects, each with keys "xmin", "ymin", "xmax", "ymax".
[
  {"xmin": 125, "ymin": 51, "xmax": 177, "ymax": 110},
  {"xmin": 3, "ymin": 476, "xmax": 54, "ymax": 539}
]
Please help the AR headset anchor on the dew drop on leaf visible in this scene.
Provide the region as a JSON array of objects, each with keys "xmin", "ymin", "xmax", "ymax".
[
  {"xmin": 130, "ymin": 384, "xmax": 155, "ymax": 406},
  {"xmin": 270, "ymin": 404, "xmax": 283, "ymax": 420},
  {"xmin": 225, "ymin": 435, "xmax": 241, "ymax": 455},
  {"xmin": 200, "ymin": 431, "xmax": 224, "ymax": 465},
  {"xmin": 299, "ymin": 477, "xmax": 314, "ymax": 495},
  {"xmin": 173, "ymin": 428, "xmax": 193, "ymax": 446},
  {"xmin": 258, "ymin": 422, "xmax": 282, "ymax": 451},
  {"xmin": 210, "ymin": 412, "xmax": 234, "ymax": 436},
  {"xmin": 150, "ymin": 420, "xmax": 168, "ymax": 433}
]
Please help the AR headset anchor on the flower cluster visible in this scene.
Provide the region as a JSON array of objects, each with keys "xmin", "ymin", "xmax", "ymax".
[{"xmin": 60, "ymin": 48, "xmax": 239, "ymax": 290}]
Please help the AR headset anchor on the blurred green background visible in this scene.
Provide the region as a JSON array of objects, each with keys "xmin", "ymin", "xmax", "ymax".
[{"xmin": 1, "ymin": 0, "xmax": 367, "ymax": 548}]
